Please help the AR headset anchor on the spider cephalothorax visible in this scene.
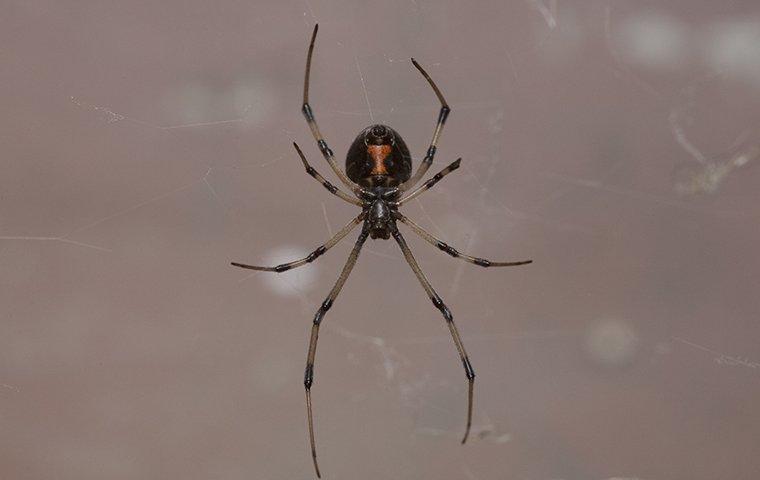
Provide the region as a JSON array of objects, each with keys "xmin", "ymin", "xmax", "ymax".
[
  {"xmin": 366, "ymin": 198, "xmax": 395, "ymax": 239},
  {"xmin": 231, "ymin": 24, "xmax": 532, "ymax": 479},
  {"xmin": 346, "ymin": 124, "xmax": 412, "ymax": 188}
]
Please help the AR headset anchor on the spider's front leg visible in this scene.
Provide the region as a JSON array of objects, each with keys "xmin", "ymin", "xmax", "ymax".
[
  {"xmin": 398, "ymin": 59, "xmax": 451, "ymax": 192},
  {"xmin": 301, "ymin": 24, "xmax": 363, "ymax": 196},
  {"xmin": 293, "ymin": 142, "xmax": 362, "ymax": 206},
  {"xmin": 395, "ymin": 158, "xmax": 461, "ymax": 206}
]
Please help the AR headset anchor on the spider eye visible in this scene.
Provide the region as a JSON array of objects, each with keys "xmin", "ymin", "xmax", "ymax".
[
  {"xmin": 365, "ymin": 125, "xmax": 392, "ymax": 146},
  {"xmin": 371, "ymin": 125, "xmax": 387, "ymax": 137}
]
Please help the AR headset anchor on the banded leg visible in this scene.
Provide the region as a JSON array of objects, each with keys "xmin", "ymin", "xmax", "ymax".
[
  {"xmin": 302, "ymin": 24, "xmax": 363, "ymax": 196},
  {"xmin": 293, "ymin": 142, "xmax": 362, "ymax": 206},
  {"xmin": 399, "ymin": 58, "xmax": 451, "ymax": 192},
  {"xmin": 395, "ymin": 213, "xmax": 532, "ymax": 267},
  {"xmin": 390, "ymin": 225, "xmax": 475, "ymax": 444},
  {"xmin": 305, "ymin": 224, "xmax": 370, "ymax": 478},
  {"xmin": 396, "ymin": 158, "xmax": 461, "ymax": 206},
  {"xmin": 230, "ymin": 213, "xmax": 365, "ymax": 272}
]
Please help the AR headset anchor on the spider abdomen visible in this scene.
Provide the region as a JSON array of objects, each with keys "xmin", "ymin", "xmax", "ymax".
[{"xmin": 346, "ymin": 124, "xmax": 412, "ymax": 188}]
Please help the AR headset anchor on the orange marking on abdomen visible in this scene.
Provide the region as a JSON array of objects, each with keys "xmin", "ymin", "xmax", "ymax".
[{"xmin": 367, "ymin": 145, "xmax": 392, "ymax": 175}]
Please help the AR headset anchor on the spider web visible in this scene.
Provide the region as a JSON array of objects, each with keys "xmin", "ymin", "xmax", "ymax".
[{"xmin": 2, "ymin": 2, "xmax": 760, "ymax": 480}]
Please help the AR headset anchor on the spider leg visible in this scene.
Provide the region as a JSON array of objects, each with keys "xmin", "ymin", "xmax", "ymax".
[
  {"xmin": 390, "ymin": 224, "xmax": 475, "ymax": 444},
  {"xmin": 293, "ymin": 142, "xmax": 363, "ymax": 206},
  {"xmin": 305, "ymin": 223, "xmax": 370, "ymax": 478},
  {"xmin": 302, "ymin": 24, "xmax": 364, "ymax": 196},
  {"xmin": 399, "ymin": 58, "xmax": 451, "ymax": 192},
  {"xmin": 395, "ymin": 158, "xmax": 461, "ymax": 206},
  {"xmin": 230, "ymin": 213, "xmax": 365, "ymax": 272},
  {"xmin": 395, "ymin": 213, "xmax": 532, "ymax": 267}
]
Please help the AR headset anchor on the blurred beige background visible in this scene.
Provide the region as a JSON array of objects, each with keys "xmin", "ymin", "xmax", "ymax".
[{"xmin": 2, "ymin": 1, "xmax": 760, "ymax": 479}]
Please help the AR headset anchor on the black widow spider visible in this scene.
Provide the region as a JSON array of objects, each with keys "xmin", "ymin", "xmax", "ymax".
[{"xmin": 231, "ymin": 25, "xmax": 532, "ymax": 478}]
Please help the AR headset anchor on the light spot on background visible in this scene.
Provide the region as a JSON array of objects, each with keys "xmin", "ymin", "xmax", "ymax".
[
  {"xmin": 161, "ymin": 77, "xmax": 277, "ymax": 128},
  {"xmin": 703, "ymin": 20, "xmax": 760, "ymax": 87},
  {"xmin": 258, "ymin": 245, "xmax": 318, "ymax": 296},
  {"xmin": 614, "ymin": 12, "xmax": 689, "ymax": 69},
  {"xmin": 584, "ymin": 318, "xmax": 640, "ymax": 368}
]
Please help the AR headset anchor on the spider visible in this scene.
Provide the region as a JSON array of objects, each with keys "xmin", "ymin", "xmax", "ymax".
[{"xmin": 231, "ymin": 24, "xmax": 532, "ymax": 478}]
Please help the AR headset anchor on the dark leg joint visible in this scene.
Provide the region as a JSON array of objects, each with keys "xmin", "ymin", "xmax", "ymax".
[
  {"xmin": 313, "ymin": 309, "xmax": 325, "ymax": 325},
  {"xmin": 431, "ymin": 295, "xmax": 453, "ymax": 322},
  {"xmin": 304, "ymin": 363, "xmax": 314, "ymax": 389},
  {"xmin": 436, "ymin": 241, "xmax": 459, "ymax": 258},
  {"xmin": 462, "ymin": 357, "xmax": 475, "ymax": 380},
  {"xmin": 302, "ymin": 103, "xmax": 314, "ymax": 120},
  {"xmin": 323, "ymin": 182, "xmax": 338, "ymax": 194},
  {"xmin": 473, "ymin": 258, "xmax": 491, "ymax": 267},
  {"xmin": 313, "ymin": 298, "xmax": 333, "ymax": 324},
  {"xmin": 321, "ymin": 298, "xmax": 333, "ymax": 311},
  {"xmin": 306, "ymin": 246, "xmax": 327, "ymax": 263},
  {"xmin": 274, "ymin": 264, "xmax": 292, "ymax": 273},
  {"xmin": 304, "ymin": 165, "xmax": 317, "ymax": 177},
  {"xmin": 438, "ymin": 107, "xmax": 450, "ymax": 124},
  {"xmin": 317, "ymin": 139, "xmax": 333, "ymax": 157},
  {"xmin": 424, "ymin": 145, "xmax": 437, "ymax": 162}
]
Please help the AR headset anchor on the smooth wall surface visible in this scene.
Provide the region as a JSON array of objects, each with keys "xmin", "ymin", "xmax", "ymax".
[{"xmin": 2, "ymin": 1, "xmax": 760, "ymax": 479}]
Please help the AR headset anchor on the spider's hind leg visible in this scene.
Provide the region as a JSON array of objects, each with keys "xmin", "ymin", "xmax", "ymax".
[
  {"xmin": 230, "ymin": 212, "xmax": 365, "ymax": 273},
  {"xmin": 390, "ymin": 224, "xmax": 475, "ymax": 444},
  {"xmin": 395, "ymin": 213, "xmax": 532, "ymax": 267},
  {"xmin": 304, "ymin": 224, "xmax": 370, "ymax": 477}
]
